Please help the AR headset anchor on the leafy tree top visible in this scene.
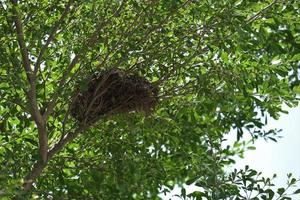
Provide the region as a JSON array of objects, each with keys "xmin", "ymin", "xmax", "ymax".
[{"xmin": 0, "ymin": 0, "xmax": 299, "ymax": 199}]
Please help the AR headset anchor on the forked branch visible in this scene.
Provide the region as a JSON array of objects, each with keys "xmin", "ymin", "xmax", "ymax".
[
  {"xmin": 22, "ymin": 0, "xmax": 129, "ymax": 192},
  {"xmin": 10, "ymin": 0, "xmax": 48, "ymax": 163}
]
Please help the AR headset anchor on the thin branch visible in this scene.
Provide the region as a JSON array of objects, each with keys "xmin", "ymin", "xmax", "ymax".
[
  {"xmin": 133, "ymin": 0, "xmax": 192, "ymax": 47},
  {"xmin": 34, "ymin": 0, "xmax": 74, "ymax": 74},
  {"xmin": 43, "ymin": 0, "xmax": 128, "ymax": 121},
  {"xmin": 23, "ymin": 161, "xmax": 46, "ymax": 191},
  {"xmin": 23, "ymin": 1, "xmax": 129, "ymax": 192},
  {"xmin": 219, "ymin": 0, "xmax": 280, "ymax": 43},
  {"xmin": 246, "ymin": 0, "xmax": 279, "ymax": 23},
  {"xmin": 1, "ymin": 96, "xmax": 29, "ymax": 113},
  {"xmin": 43, "ymin": 54, "xmax": 80, "ymax": 121},
  {"xmin": 95, "ymin": 0, "xmax": 192, "ymax": 74},
  {"xmin": 22, "ymin": 0, "xmax": 194, "ymax": 193}
]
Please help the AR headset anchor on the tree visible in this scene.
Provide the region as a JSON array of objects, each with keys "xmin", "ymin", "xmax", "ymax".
[{"xmin": 0, "ymin": 0, "xmax": 300, "ymax": 199}]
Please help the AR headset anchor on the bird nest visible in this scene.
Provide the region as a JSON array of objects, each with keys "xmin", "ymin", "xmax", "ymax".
[{"xmin": 70, "ymin": 68, "xmax": 158, "ymax": 124}]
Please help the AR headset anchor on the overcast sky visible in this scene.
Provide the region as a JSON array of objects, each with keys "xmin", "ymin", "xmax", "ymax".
[{"xmin": 233, "ymin": 103, "xmax": 300, "ymax": 197}]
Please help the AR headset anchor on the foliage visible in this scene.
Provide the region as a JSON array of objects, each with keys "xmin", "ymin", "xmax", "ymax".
[
  {"xmin": 184, "ymin": 166, "xmax": 300, "ymax": 200},
  {"xmin": 0, "ymin": 0, "xmax": 300, "ymax": 199}
]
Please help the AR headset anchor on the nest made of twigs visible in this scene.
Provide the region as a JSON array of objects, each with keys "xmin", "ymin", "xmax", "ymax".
[{"xmin": 70, "ymin": 68, "xmax": 159, "ymax": 124}]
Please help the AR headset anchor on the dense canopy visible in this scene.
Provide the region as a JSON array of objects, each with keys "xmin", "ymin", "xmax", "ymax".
[{"xmin": 0, "ymin": 0, "xmax": 300, "ymax": 199}]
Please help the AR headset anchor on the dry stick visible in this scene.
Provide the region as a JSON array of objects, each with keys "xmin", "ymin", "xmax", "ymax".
[
  {"xmin": 10, "ymin": 0, "xmax": 48, "ymax": 163},
  {"xmin": 83, "ymin": 71, "xmax": 118, "ymax": 124},
  {"xmin": 34, "ymin": 0, "xmax": 74, "ymax": 74},
  {"xmin": 86, "ymin": 94, "xmax": 136, "ymax": 126},
  {"xmin": 83, "ymin": 70, "xmax": 135, "ymax": 123},
  {"xmin": 22, "ymin": 1, "xmax": 128, "ymax": 192}
]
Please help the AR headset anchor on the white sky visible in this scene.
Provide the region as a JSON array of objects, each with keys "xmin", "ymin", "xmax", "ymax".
[
  {"xmin": 233, "ymin": 104, "xmax": 300, "ymax": 197},
  {"xmin": 160, "ymin": 104, "xmax": 300, "ymax": 199}
]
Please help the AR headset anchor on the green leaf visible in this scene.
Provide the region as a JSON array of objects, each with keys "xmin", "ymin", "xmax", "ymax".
[
  {"xmin": 293, "ymin": 189, "xmax": 300, "ymax": 194},
  {"xmin": 277, "ymin": 188, "xmax": 285, "ymax": 195},
  {"xmin": 247, "ymin": 146, "xmax": 256, "ymax": 150},
  {"xmin": 181, "ymin": 188, "xmax": 186, "ymax": 199},
  {"xmin": 1, "ymin": 0, "xmax": 300, "ymax": 198},
  {"xmin": 265, "ymin": 189, "xmax": 275, "ymax": 199}
]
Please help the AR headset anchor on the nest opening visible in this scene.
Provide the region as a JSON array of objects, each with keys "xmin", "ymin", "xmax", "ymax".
[{"xmin": 70, "ymin": 68, "xmax": 159, "ymax": 124}]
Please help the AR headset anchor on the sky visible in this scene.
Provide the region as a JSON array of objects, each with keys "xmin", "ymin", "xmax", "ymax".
[
  {"xmin": 160, "ymin": 104, "xmax": 300, "ymax": 199},
  {"xmin": 237, "ymin": 105, "xmax": 300, "ymax": 176},
  {"xmin": 232, "ymin": 103, "xmax": 300, "ymax": 197}
]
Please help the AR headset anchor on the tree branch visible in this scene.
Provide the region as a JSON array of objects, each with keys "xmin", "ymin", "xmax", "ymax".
[
  {"xmin": 22, "ymin": 0, "xmax": 193, "ymax": 193},
  {"xmin": 23, "ymin": 126, "xmax": 86, "ymax": 192},
  {"xmin": 22, "ymin": 1, "xmax": 129, "ymax": 192},
  {"xmin": 43, "ymin": 0, "xmax": 128, "ymax": 121},
  {"xmin": 10, "ymin": 0, "xmax": 32, "ymax": 83},
  {"xmin": 246, "ymin": 0, "xmax": 279, "ymax": 23},
  {"xmin": 94, "ymin": 0, "xmax": 192, "ymax": 73},
  {"xmin": 34, "ymin": 0, "xmax": 74, "ymax": 74},
  {"xmin": 22, "ymin": 161, "xmax": 46, "ymax": 192},
  {"xmin": 10, "ymin": 0, "xmax": 48, "ymax": 163},
  {"xmin": 42, "ymin": 54, "xmax": 80, "ymax": 121}
]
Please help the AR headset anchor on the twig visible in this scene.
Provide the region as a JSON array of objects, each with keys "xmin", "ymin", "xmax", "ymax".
[
  {"xmin": 95, "ymin": 0, "xmax": 192, "ymax": 76},
  {"xmin": 22, "ymin": 0, "xmax": 129, "ymax": 192},
  {"xmin": 246, "ymin": 0, "xmax": 279, "ymax": 23},
  {"xmin": 43, "ymin": 0, "xmax": 128, "ymax": 122},
  {"xmin": 219, "ymin": 0, "xmax": 280, "ymax": 43},
  {"xmin": 34, "ymin": 0, "xmax": 74, "ymax": 74}
]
